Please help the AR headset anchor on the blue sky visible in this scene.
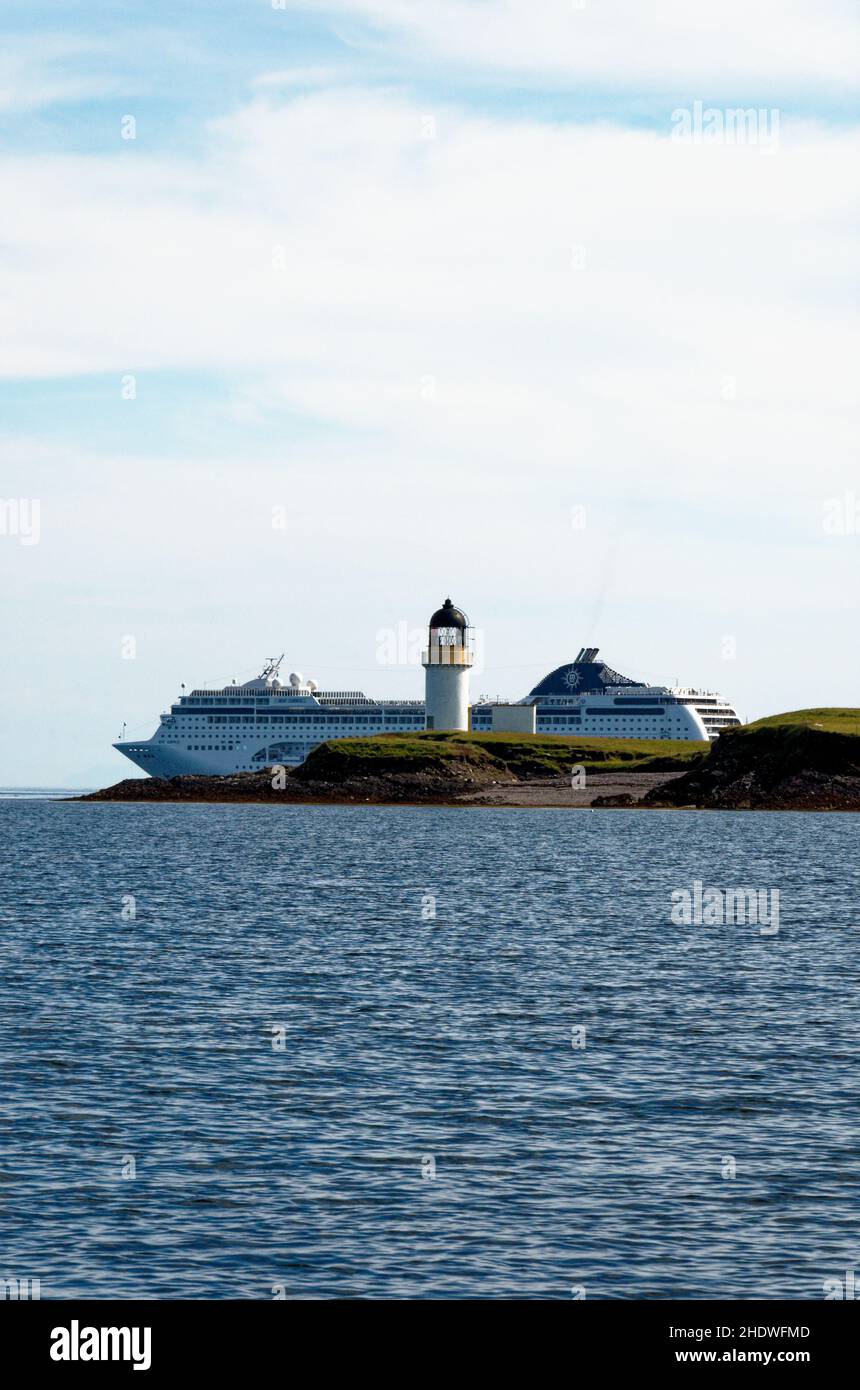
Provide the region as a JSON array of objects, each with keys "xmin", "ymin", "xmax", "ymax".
[{"xmin": 1, "ymin": 1, "xmax": 858, "ymax": 784}]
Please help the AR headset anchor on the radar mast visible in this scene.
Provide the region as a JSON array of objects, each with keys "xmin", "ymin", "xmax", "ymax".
[{"xmin": 259, "ymin": 654, "xmax": 284, "ymax": 681}]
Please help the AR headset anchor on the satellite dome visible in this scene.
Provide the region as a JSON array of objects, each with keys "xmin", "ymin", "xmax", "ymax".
[
  {"xmin": 307, "ymin": 679, "xmax": 318, "ymax": 692},
  {"xmin": 429, "ymin": 597, "xmax": 468, "ymax": 630},
  {"xmin": 271, "ymin": 679, "xmax": 281, "ymax": 689},
  {"xmin": 289, "ymin": 672, "xmax": 303, "ymax": 688}
]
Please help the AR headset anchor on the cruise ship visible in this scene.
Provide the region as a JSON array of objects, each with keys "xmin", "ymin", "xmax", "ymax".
[
  {"xmin": 472, "ymin": 648, "xmax": 740, "ymax": 741},
  {"xmin": 114, "ymin": 629, "xmax": 741, "ymax": 779},
  {"xmin": 115, "ymin": 657, "xmax": 427, "ymax": 778}
]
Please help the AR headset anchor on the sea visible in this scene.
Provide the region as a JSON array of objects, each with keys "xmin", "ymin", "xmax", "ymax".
[{"xmin": 1, "ymin": 797, "xmax": 858, "ymax": 1300}]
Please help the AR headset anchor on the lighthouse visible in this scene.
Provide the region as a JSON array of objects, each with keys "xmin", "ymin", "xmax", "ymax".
[{"xmin": 422, "ymin": 598, "xmax": 473, "ymax": 731}]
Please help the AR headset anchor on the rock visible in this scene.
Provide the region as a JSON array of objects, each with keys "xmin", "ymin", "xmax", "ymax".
[{"xmin": 645, "ymin": 725, "xmax": 860, "ymax": 811}]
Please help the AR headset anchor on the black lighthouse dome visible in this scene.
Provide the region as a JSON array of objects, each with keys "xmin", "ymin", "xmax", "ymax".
[{"xmin": 429, "ymin": 597, "xmax": 468, "ymax": 630}]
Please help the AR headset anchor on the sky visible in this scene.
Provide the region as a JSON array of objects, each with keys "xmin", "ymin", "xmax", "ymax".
[{"xmin": 0, "ymin": 0, "xmax": 858, "ymax": 786}]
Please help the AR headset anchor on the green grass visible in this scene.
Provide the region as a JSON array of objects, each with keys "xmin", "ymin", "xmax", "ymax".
[
  {"xmin": 300, "ymin": 730, "xmax": 707, "ymax": 780},
  {"xmin": 299, "ymin": 713, "xmax": 860, "ymax": 788},
  {"xmin": 737, "ymin": 708, "xmax": 860, "ymax": 737}
]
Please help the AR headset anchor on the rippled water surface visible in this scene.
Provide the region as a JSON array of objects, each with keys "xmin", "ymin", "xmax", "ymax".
[{"xmin": 1, "ymin": 801, "xmax": 858, "ymax": 1299}]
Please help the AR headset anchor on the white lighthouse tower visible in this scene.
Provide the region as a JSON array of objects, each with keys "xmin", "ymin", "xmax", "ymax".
[{"xmin": 422, "ymin": 598, "xmax": 473, "ymax": 731}]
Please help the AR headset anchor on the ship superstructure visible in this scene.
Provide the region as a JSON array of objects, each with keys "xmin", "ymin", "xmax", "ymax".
[{"xmin": 472, "ymin": 647, "xmax": 740, "ymax": 741}]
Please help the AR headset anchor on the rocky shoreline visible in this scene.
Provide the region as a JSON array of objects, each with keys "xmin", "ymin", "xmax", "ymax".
[
  {"xmin": 643, "ymin": 724, "xmax": 860, "ymax": 811},
  {"xmin": 71, "ymin": 718, "xmax": 860, "ymax": 811},
  {"xmin": 73, "ymin": 766, "xmax": 684, "ymax": 808}
]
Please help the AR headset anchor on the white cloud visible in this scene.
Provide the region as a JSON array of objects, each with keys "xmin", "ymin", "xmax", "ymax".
[
  {"xmin": 252, "ymin": 67, "xmax": 348, "ymax": 90},
  {"xmin": 0, "ymin": 88, "xmax": 856, "ymax": 509},
  {"xmin": 0, "ymin": 36, "xmax": 116, "ymax": 113},
  {"xmin": 289, "ymin": 0, "xmax": 860, "ymax": 93}
]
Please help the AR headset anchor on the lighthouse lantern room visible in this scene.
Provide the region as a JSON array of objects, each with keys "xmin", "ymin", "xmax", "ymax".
[{"xmin": 421, "ymin": 598, "xmax": 474, "ymax": 731}]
